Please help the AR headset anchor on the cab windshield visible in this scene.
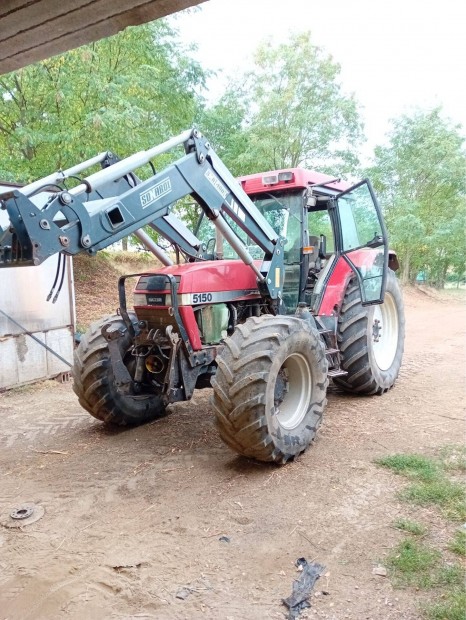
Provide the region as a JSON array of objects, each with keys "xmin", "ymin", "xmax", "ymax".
[{"xmin": 196, "ymin": 191, "xmax": 303, "ymax": 263}]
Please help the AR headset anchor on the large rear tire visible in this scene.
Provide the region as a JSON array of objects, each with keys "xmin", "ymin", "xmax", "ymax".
[
  {"xmin": 334, "ymin": 269, "xmax": 405, "ymax": 395},
  {"xmin": 211, "ymin": 315, "xmax": 328, "ymax": 464},
  {"xmin": 72, "ymin": 314, "xmax": 166, "ymax": 425}
]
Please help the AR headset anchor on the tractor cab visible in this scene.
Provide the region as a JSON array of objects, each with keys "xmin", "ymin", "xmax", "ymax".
[
  {"xmin": 196, "ymin": 167, "xmax": 389, "ymax": 317},
  {"xmin": 239, "ymin": 169, "xmax": 389, "ymax": 316}
]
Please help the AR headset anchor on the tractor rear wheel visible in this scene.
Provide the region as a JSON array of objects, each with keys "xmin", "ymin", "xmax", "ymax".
[
  {"xmin": 211, "ymin": 315, "xmax": 328, "ymax": 464},
  {"xmin": 334, "ymin": 269, "xmax": 405, "ymax": 395},
  {"xmin": 73, "ymin": 313, "xmax": 166, "ymax": 425}
]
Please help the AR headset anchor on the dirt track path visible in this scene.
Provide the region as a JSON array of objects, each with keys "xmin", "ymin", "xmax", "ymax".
[{"xmin": 0, "ymin": 289, "xmax": 464, "ymax": 620}]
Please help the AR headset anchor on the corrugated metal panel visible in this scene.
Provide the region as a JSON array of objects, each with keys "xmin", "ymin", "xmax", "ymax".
[
  {"xmin": 16, "ymin": 332, "xmax": 47, "ymax": 384},
  {"xmin": 46, "ymin": 328, "xmax": 74, "ymax": 375},
  {"xmin": 0, "ymin": 327, "xmax": 74, "ymax": 390},
  {"xmin": 0, "ymin": 337, "xmax": 19, "ymax": 387}
]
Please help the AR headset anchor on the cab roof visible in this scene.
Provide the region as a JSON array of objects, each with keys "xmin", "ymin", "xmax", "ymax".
[{"xmin": 239, "ymin": 168, "xmax": 351, "ymax": 196}]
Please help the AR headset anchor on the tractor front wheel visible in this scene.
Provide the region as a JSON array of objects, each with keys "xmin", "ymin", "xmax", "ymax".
[
  {"xmin": 73, "ymin": 313, "xmax": 166, "ymax": 425},
  {"xmin": 212, "ymin": 315, "xmax": 328, "ymax": 464},
  {"xmin": 334, "ymin": 269, "xmax": 405, "ymax": 395}
]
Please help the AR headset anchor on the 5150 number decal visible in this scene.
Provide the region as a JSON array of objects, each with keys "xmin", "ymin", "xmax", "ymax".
[{"xmin": 192, "ymin": 292, "xmax": 213, "ymax": 304}]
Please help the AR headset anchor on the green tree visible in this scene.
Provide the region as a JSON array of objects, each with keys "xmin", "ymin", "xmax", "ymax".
[
  {"xmin": 197, "ymin": 91, "xmax": 249, "ymax": 175},
  {"xmin": 370, "ymin": 108, "xmax": 466, "ymax": 286},
  {"xmin": 0, "ymin": 19, "xmax": 206, "ymax": 183},
  {"xmin": 199, "ymin": 31, "xmax": 364, "ymax": 176}
]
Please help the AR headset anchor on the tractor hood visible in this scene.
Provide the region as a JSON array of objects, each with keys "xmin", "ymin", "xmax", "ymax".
[{"xmin": 134, "ymin": 259, "xmax": 262, "ymax": 304}]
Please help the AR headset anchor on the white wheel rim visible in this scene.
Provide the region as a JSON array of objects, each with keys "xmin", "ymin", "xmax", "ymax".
[
  {"xmin": 275, "ymin": 353, "xmax": 312, "ymax": 430},
  {"xmin": 372, "ymin": 292, "xmax": 399, "ymax": 371}
]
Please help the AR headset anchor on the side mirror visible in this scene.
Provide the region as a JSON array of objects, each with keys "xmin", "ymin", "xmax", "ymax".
[{"xmin": 366, "ymin": 234, "xmax": 384, "ymax": 249}]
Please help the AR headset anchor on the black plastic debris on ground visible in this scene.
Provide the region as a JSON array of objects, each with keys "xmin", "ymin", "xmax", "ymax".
[{"xmin": 282, "ymin": 558, "xmax": 326, "ymax": 619}]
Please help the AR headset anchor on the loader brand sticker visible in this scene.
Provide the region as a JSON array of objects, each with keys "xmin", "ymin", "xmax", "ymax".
[
  {"xmin": 140, "ymin": 177, "xmax": 172, "ymax": 209},
  {"xmin": 205, "ymin": 169, "xmax": 228, "ymax": 200}
]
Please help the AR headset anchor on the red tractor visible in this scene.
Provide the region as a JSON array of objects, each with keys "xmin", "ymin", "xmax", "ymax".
[{"xmin": 0, "ymin": 129, "xmax": 405, "ymax": 463}]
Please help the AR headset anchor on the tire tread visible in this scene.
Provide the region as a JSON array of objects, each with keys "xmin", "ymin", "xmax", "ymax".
[
  {"xmin": 334, "ymin": 270, "xmax": 405, "ymax": 395},
  {"xmin": 212, "ymin": 315, "xmax": 328, "ymax": 463}
]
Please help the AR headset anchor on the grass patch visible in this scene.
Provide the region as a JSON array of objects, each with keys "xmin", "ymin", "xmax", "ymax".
[
  {"xmin": 402, "ymin": 479, "xmax": 466, "ymax": 522},
  {"xmin": 376, "ymin": 451, "xmax": 466, "ymax": 522},
  {"xmin": 439, "ymin": 445, "xmax": 466, "ymax": 472},
  {"xmin": 424, "ymin": 588, "xmax": 466, "ymax": 620},
  {"xmin": 448, "ymin": 530, "xmax": 466, "ymax": 557},
  {"xmin": 376, "ymin": 453, "xmax": 440, "ymax": 481},
  {"xmin": 436, "ymin": 564, "xmax": 464, "ymax": 586},
  {"xmin": 379, "ymin": 448, "xmax": 466, "ymax": 620},
  {"xmin": 386, "ymin": 539, "xmax": 464, "ymax": 589},
  {"xmin": 386, "ymin": 539, "xmax": 440, "ymax": 588},
  {"xmin": 393, "ymin": 518, "xmax": 427, "ymax": 536}
]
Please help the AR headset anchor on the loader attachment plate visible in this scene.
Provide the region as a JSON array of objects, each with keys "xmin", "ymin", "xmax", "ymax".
[{"xmin": 0, "ymin": 195, "xmax": 36, "ymax": 267}]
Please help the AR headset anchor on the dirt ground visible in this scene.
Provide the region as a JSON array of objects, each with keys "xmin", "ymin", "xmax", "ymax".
[{"xmin": 0, "ymin": 287, "xmax": 464, "ymax": 620}]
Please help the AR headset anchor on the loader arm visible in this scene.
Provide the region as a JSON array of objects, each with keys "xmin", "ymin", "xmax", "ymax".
[{"xmin": 0, "ymin": 129, "xmax": 285, "ymax": 304}]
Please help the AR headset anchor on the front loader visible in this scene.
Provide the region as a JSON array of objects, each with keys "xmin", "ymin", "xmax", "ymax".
[{"xmin": 0, "ymin": 129, "xmax": 405, "ymax": 463}]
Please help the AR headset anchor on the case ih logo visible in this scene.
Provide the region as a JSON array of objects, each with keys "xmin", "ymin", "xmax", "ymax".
[{"xmin": 140, "ymin": 177, "xmax": 172, "ymax": 209}]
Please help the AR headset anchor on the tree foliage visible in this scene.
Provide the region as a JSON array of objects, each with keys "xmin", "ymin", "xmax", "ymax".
[
  {"xmin": 199, "ymin": 32, "xmax": 363, "ymax": 176},
  {"xmin": 0, "ymin": 22, "xmax": 463, "ymax": 285},
  {"xmin": 196, "ymin": 91, "xmax": 249, "ymax": 176},
  {"xmin": 369, "ymin": 108, "xmax": 466, "ymax": 286},
  {"xmin": 0, "ymin": 20, "xmax": 206, "ymax": 183}
]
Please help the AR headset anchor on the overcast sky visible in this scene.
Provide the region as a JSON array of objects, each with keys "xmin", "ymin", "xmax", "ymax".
[{"xmin": 172, "ymin": 0, "xmax": 466, "ymax": 160}]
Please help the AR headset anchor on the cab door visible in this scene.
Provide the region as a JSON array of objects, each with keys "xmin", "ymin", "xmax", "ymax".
[{"xmin": 334, "ymin": 179, "xmax": 388, "ymax": 305}]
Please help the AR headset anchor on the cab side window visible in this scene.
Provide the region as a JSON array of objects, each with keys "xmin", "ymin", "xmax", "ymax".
[{"xmin": 308, "ymin": 210, "xmax": 335, "ymax": 254}]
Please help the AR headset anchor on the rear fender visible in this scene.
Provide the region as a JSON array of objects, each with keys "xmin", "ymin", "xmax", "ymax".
[{"xmin": 316, "ymin": 250, "xmax": 400, "ymax": 317}]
